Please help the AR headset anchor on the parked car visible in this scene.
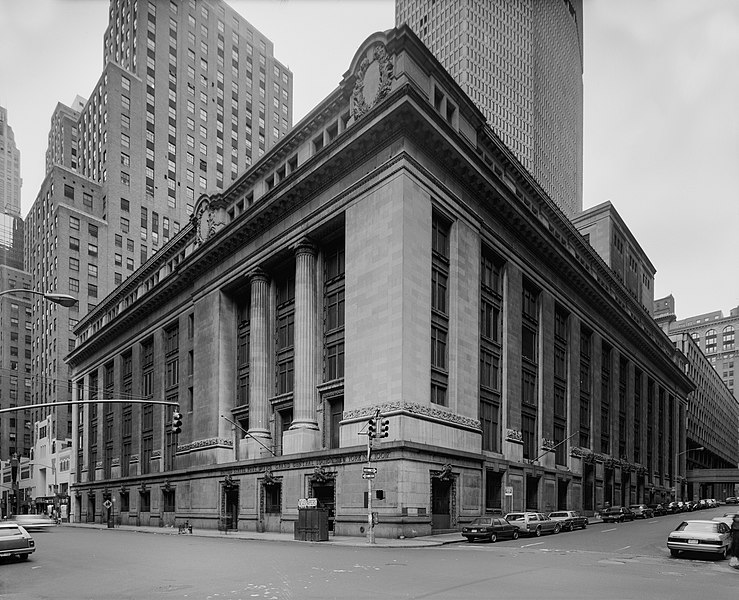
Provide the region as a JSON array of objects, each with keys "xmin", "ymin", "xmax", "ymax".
[
  {"xmin": 461, "ymin": 516, "xmax": 519, "ymax": 543},
  {"xmin": 629, "ymin": 504, "xmax": 654, "ymax": 519},
  {"xmin": 666, "ymin": 501, "xmax": 681, "ymax": 514},
  {"xmin": 667, "ymin": 520, "xmax": 732, "ymax": 559},
  {"xmin": 504, "ymin": 512, "xmax": 561, "ymax": 537},
  {"xmin": 0, "ymin": 523, "xmax": 36, "ymax": 561},
  {"xmin": 548, "ymin": 510, "xmax": 588, "ymax": 531},
  {"xmin": 725, "ymin": 497, "xmax": 738, "ymax": 505},
  {"xmin": 711, "ymin": 512, "xmax": 739, "ymax": 526},
  {"xmin": 10, "ymin": 514, "xmax": 56, "ymax": 531},
  {"xmin": 601, "ymin": 506, "xmax": 636, "ymax": 523},
  {"xmin": 648, "ymin": 503, "xmax": 667, "ymax": 517}
]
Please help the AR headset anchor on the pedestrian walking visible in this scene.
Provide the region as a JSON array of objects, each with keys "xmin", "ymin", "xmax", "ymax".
[{"xmin": 729, "ymin": 514, "xmax": 739, "ymax": 568}]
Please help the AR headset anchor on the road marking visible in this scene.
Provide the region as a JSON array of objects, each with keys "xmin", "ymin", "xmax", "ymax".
[
  {"xmin": 617, "ymin": 546, "xmax": 631, "ymax": 551},
  {"xmin": 601, "ymin": 528, "xmax": 617, "ymax": 533},
  {"xmin": 521, "ymin": 541, "xmax": 544, "ymax": 547}
]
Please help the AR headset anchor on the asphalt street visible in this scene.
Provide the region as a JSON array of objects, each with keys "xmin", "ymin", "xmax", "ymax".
[{"xmin": 0, "ymin": 507, "xmax": 737, "ymax": 600}]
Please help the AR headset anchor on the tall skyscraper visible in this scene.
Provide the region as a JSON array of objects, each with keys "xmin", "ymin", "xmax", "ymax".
[
  {"xmin": 0, "ymin": 106, "xmax": 22, "ymax": 215},
  {"xmin": 395, "ymin": 0, "xmax": 584, "ymax": 217},
  {"xmin": 24, "ymin": 0, "xmax": 293, "ymax": 439},
  {"xmin": 0, "ymin": 212, "xmax": 33, "ymax": 463}
]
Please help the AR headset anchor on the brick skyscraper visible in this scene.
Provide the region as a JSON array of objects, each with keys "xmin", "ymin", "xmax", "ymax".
[{"xmin": 23, "ymin": 0, "xmax": 292, "ymax": 443}]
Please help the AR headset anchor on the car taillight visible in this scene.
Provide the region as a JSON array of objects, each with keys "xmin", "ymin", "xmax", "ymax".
[{"xmin": 29, "ymin": 539, "xmax": 35, "ymax": 547}]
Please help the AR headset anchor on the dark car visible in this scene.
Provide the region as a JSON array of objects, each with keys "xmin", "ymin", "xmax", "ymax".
[
  {"xmin": 0, "ymin": 523, "xmax": 36, "ymax": 561},
  {"xmin": 648, "ymin": 503, "xmax": 668, "ymax": 517},
  {"xmin": 666, "ymin": 501, "xmax": 681, "ymax": 514},
  {"xmin": 601, "ymin": 506, "xmax": 635, "ymax": 523},
  {"xmin": 461, "ymin": 516, "xmax": 519, "ymax": 543},
  {"xmin": 725, "ymin": 497, "xmax": 738, "ymax": 505}
]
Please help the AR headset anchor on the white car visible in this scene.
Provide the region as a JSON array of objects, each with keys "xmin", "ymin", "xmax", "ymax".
[
  {"xmin": 667, "ymin": 520, "xmax": 732, "ymax": 559},
  {"xmin": 0, "ymin": 522, "xmax": 36, "ymax": 560},
  {"xmin": 11, "ymin": 514, "xmax": 56, "ymax": 531}
]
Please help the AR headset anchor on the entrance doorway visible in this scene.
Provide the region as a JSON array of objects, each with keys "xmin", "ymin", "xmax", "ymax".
[
  {"xmin": 311, "ymin": 481, "xmax": 335, "ymax": 532},
  {"xmin": 222, "ymin": 485, "xmax": 239, "ymax": 530},
  {"xmin": 583, "ymin": 463, "xmax": 595, "ymax": 511},
  {"xmin": 87, "ymin": 494, "xmax": 96, "ymax": 523},
  {"xmin": 557, "ymin": 479, "xmax": 569, "ymax": 510},
  {"xmin": 431, "ymin": 478, "xmax": 452, "ymax": 530},
  {"xmin": 525, "ymin": 475, "xmax": 539, "ymax": 510}
]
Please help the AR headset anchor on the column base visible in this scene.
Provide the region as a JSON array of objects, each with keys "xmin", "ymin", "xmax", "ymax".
[
  {"xmin": 245, "ymin": 434, "xmax": 274, "ymax": 459},
  {"xmin": 282, "ymin": 426, "xmax": 320, "ymax": 455}
]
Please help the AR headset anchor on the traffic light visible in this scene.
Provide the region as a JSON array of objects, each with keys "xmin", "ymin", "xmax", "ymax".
[
  {"xmin": 379, "ymin": 418, "xmax": 389, "ymax": 438},
  {"xmin": 367, "ymin": 417, "xmax": 376, "ymax": 438},
  {"xmin": 172, "ymin": 411, "xmax": 183, "ymax": 434}
]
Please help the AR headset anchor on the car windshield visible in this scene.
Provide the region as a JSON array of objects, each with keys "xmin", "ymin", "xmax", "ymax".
[
  {"xmin": 675, "ymin": 522, "xmax": 718, "ymax": 533},
  {"xmin": 0, "ymin": 527, "xmax": 23, "ymax": 537},
  {"xmin": 549, "ymin": 512, "xmax": 567, "ymax": 518},
  {"xmin": 470, "ymin": 517, "xmax": 493, "ymax": 526},
  {"xmin": 506, "ymin": 514, "xmax": 525, "ymax": 521}
]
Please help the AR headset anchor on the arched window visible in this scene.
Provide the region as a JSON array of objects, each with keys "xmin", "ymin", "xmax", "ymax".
[
  {"xmin": 705, "ymin": 329, "xmax": 717, "ymax": 353},
  {"xmin": 722, "ymin": 325, "xmax": 735, "ymax": 350}
]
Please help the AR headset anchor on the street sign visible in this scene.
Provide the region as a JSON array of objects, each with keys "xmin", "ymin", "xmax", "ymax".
[
  {"xmin": 103, "ymin": 500, "xmax": 112, "ymax": 509},
  {"xmin": 362, "ymin": 473, "xmax": 376, "ymax": 479},
  {"xmin": 362, "ymin": 467, "xmax": 378, "ymax": 474},
  {"xmin": 504, "ymin": 486, "xmax": 513, "ymax": 497}
]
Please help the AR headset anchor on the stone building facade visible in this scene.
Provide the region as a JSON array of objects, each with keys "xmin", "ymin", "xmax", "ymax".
[{"xmin": 67, "ymin": 27, "xmax": 693, "ymax": 537}]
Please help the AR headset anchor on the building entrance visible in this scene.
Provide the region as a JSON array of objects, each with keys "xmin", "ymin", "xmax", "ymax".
[
  {"xmin": 222, "ymin": 483, "xmax": 239, "ymax": 531},
  {"xmin": 311, "ymin": 481, "xmax": 335, "ymax": 532},
  {"xmin": 431, "ymin": 478, "xmax": 452, "ymax": 530}
]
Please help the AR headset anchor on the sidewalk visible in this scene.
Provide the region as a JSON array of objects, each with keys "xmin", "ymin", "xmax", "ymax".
[
  {"xmin": 64, "ymin": 521, "xmax": 466, "ymax": 548},
  {"xmin": 65, "ymin": 516, "xmax": 604, "ymax": 547}
]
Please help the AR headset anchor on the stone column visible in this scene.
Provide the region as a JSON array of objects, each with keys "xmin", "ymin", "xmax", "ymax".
[
  {"xmin": 283, "ymin": 240, "xmax": 320, "ymax": 454},
  {"xmin": 246, "ymin": 269, "xmax": 273, "ymax": 458}
]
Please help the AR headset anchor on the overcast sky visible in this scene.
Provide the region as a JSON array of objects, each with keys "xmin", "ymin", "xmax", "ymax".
[{"xmin": 1, "ymin": 0, "xmax": 737, "ymax": 319}]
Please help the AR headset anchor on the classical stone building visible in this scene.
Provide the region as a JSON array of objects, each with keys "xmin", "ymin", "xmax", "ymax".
[{"xmin": 67, "ymin": 27, "xmax": 692, "ymax": 537}]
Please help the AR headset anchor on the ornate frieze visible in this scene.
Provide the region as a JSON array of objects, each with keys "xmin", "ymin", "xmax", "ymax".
[
  {"xmin": 541, "ymin": 438, "xmax": 556, "ymax": 451},
  {"xmin": 343, "ymin": 400, "xmax": 480, "ymax": 430},
  {"xmin": 176, "ymin": 438, "xmax": 234, "ymax": 454}
]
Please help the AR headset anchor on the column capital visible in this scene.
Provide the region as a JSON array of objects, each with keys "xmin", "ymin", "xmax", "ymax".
[
  {"xmin": 248, "ymin": 268, "xmax": 269, "ymax": 284},
  {"xmin": 293, "ymin": 238, "xmax": 318, "ymax": 257}
]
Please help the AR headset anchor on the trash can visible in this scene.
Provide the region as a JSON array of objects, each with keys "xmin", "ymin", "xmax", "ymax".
[{"xmin": 294, "ymin": 507, "xmax": 329, "ymax": 541}]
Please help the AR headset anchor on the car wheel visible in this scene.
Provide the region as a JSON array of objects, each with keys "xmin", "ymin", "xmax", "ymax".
[
  {"xmin": 490, "ymin": 533, "xmax": 497, "ymax": 543},
  {"xmin": 512, "ymin": 530, "xmax": 519, "ymax": 540},
  {"xmin": 465, "ymin": 538, "xmax": 473, "ymax": 543},
  {"xmin": 582, "ymin": 522, "xmax": 587, "ymax": 529},
  {"xmin": 18, "ymin": 554, "xmax": 29, "ymax": 561},
  {"xmin": 534, "ymin": 527, "xmax": 542, "ymax": 537},
  {"xmin": 554, "ymin": 524, "xmax": 561, "ymax": 534},
  {"xmin": 670, "ymin": 549, "xmax": 680, "ymax": 558}
]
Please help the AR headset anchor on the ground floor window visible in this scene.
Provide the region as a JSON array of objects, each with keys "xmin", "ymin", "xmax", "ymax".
[
  {"xmin": 163, "ymin": 489, "xmax": 175, "ymax": 512},
  {"xmin": 140, "ymin": 490, "xmax": 151, "ymax": 512}
]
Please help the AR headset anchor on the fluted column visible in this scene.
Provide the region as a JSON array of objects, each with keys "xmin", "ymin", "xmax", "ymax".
[
  {"xmin": 246, "ymin": 269, "xmax": 272, "ymax": 457},
  {"xmin": 283, "ymin": 240, "xmax": 320, "ymax": 454}
]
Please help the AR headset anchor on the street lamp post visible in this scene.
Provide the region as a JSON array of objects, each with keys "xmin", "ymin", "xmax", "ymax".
[
  {"xmin": 675, "ymin": 446, "xmax": 705, "ymax": 502},
  {"xmin": 0, "ymin": 288, "xmax": 78, "ymax": 307}
]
